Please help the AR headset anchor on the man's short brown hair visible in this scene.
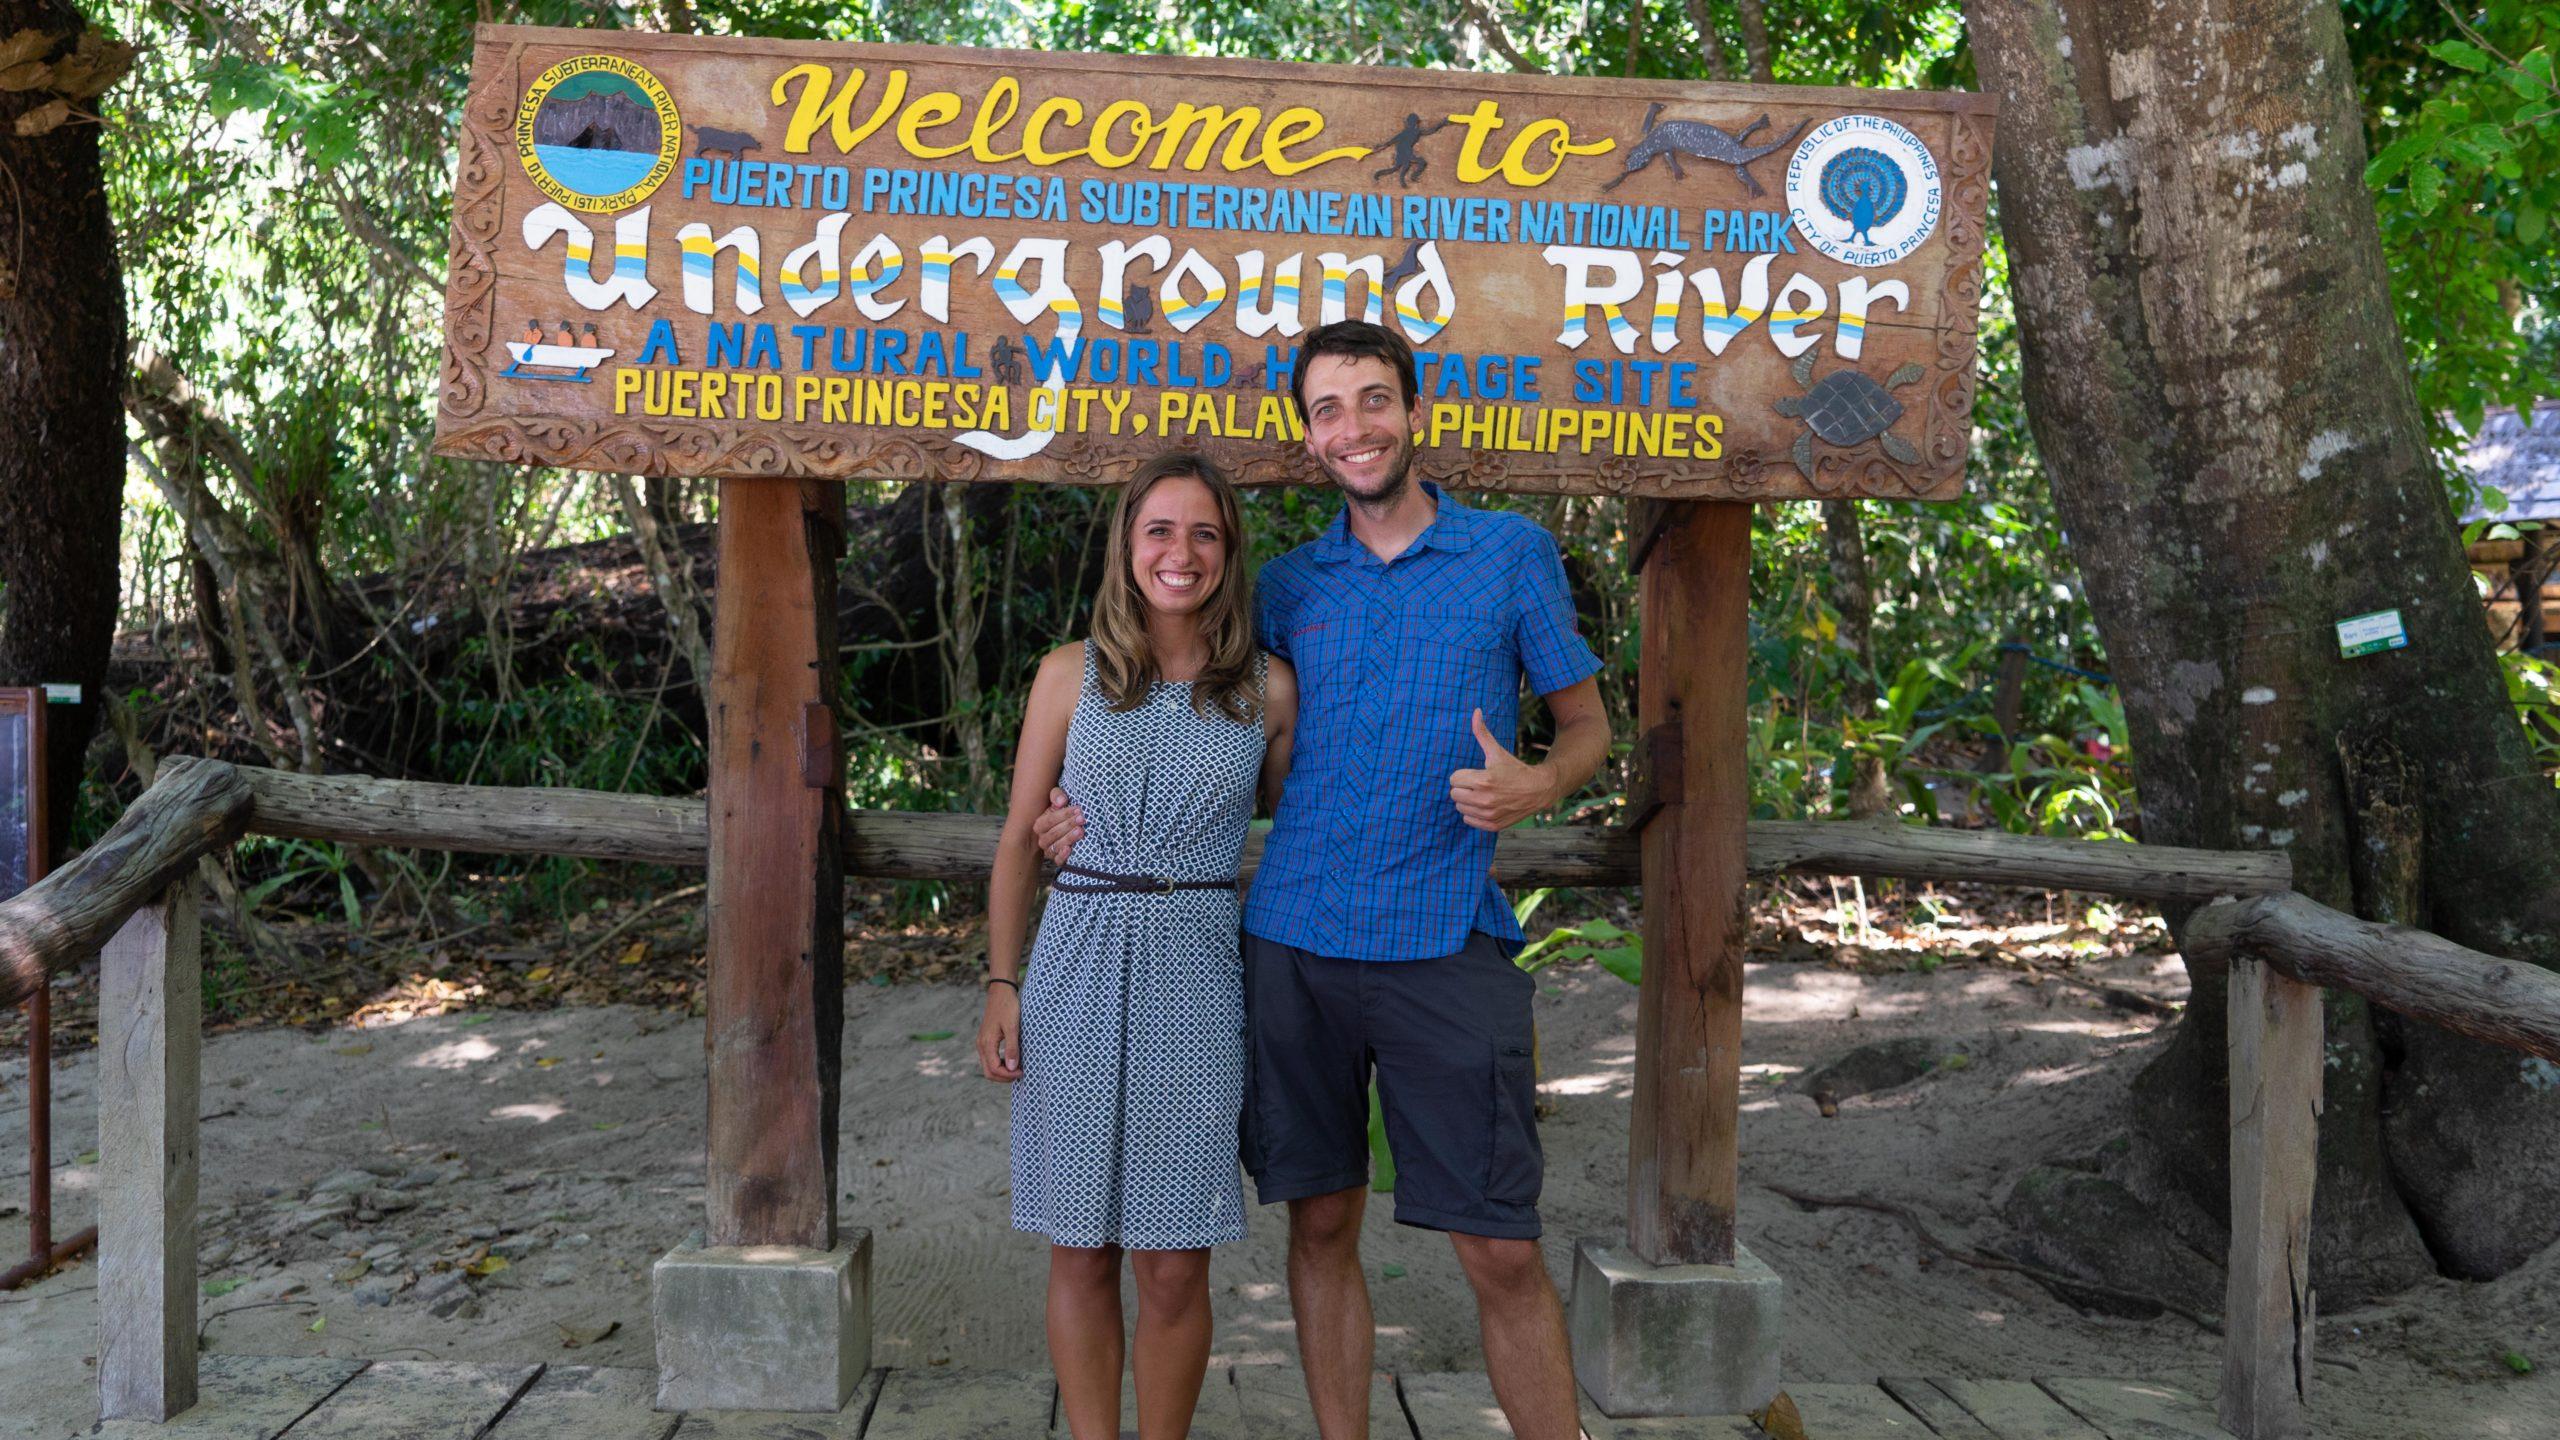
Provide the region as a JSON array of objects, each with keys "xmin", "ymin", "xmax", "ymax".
[{"xmin": 1290, "ymin": 320, "xmax": 1419, "ymax": 422}]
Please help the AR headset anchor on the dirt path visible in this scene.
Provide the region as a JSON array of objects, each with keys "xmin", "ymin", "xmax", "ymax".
[{"xmin": 1, "ymin": 955, "xmax": 2549, "ymax": 1438}]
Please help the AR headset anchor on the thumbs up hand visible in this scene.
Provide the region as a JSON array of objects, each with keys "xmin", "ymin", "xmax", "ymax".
[{"xmin": 1450, "ymin": 708, "xmax": 1559, "ymax": 832}]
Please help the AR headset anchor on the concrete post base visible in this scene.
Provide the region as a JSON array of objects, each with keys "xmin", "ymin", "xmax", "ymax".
[
  {"xmin": 651, "ymin": 1233, "xmax": 872, "ymax": 1413},
  {"xmin": 1567, "ymin": 1236, "xmax": 1783, "ymax": 1418}
]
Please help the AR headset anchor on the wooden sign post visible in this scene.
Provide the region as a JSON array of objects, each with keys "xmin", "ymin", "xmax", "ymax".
[{"xmin": 433, "ymin": 23, "xmax": 1992, "ymax": 1417}]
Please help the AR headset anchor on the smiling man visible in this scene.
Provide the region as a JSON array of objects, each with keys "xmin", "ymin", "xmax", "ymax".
[{"xmin": 1040, "ymin": 319, "xmax": 1609, "ymax": 1440}]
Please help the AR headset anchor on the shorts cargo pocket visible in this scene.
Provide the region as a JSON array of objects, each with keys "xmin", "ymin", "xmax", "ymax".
[{"xmin": 1485, "ymin": 1038, "xmax": 1543, "ymax": 1206}]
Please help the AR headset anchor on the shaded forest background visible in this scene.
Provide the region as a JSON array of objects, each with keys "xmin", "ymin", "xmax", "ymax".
[{"xmin": 6, "ymin": 0, "xmax": 2560, "ymax": 1294}]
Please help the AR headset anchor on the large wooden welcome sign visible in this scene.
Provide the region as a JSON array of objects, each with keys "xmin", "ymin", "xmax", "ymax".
[{"xmin": 434, "ymin": 25, "xmax": 1994, "ymax": 499}]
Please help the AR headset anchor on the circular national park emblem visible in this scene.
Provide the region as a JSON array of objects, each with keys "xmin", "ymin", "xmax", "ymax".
[
  {"xmin": 1784, "ymin": 114, "xmax": 1941, "ymax": 267},
  {"xmin": 516, "ymin": 55, "xmax": 682, "ymax": 213}
]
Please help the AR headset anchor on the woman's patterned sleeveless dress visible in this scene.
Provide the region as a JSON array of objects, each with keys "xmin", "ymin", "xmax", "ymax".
[{"xmin": 1009, "ymin": 644, "xmax": 1265, "ymax": 1250}]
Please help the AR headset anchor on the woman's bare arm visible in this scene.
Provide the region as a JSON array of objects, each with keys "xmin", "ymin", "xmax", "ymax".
[
  {"xmin": 1258, "ymin": 657, "xmax": 1298, "ymax": 816},
  {"xmin": 979, "ymin": 643, "xmax": 1082, "ymax": 1081}
]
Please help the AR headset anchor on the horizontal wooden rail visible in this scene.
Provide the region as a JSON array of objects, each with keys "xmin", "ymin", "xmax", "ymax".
[
  {"xmin": 246, "ymin": 767, "xmax": 707, "ymax": 866},
  {"xmin": 245, "ymin": 769, "xmax": 2291, "ymax": 897},
  {"xmin": 0, "ymin": 758, "xmax": 2324, "ymax": 1017},
  {"xmin": 2187, "ymin": 891, "xmax": 2560, "ymax": 1064},
  {"xmin": 0, "ymin": 759, "xmax": 250, "ymax": 1017}
]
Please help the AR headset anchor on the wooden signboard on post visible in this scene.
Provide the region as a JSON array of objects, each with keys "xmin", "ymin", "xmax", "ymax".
[{"xmin": 433, "ymin": 24, "xmax": 1991, "ymax": 500}]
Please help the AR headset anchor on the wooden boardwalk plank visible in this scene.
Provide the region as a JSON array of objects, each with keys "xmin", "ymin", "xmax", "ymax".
[
  {"xmin": 1931, "ymin": 1380, "xmax": 2106, "ymax": 1440},
  {"xmin": 1401, "ymin": 1372, "xmax": 1645, "ymax": 1439},
  {"xmin": 279, "ymin": 1360, "xmax": 542, "ymax": 1440},
  {"xmin": 867, "ymin": 1369, "xmax": 1053, "ymax": 1439},
  {"xmin": 1399, "ymin": 1373, "xmax": 1520, "ymax": 1438},
  {"xmin": 669, "ymin": 1369, "xmax": 885, "ymax": 1438},
  {"xmin": 94, "ymin": 1355, "xmax": 367, "ymax": 1440},
  {"xmin": 482, "ymin": 1365, "xmax": 676, "ymax": 1440},
  {"xmin": 1230, "ymin": 1366, "xmax": 1405, "ymax": 1440},
  {"xmin": 1579, "ymin": 1406, "xmax": 1758, "ymax": 1439},
  {"xmin": 2037, "ymin": 1379, "xmax": 2232, "ymax": 1440},
  {"xmin": 1788, "ymin": 1384, "xmax": 1936, "ymax": 1439},
  {"xmin": 1879, "ymin": 1378, "xmax": 1999, "ymax": 1439}
]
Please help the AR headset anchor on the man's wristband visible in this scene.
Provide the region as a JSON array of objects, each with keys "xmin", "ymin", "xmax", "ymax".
[{"xmin": 985, "ymin": 976, "xmax": 1020, "ymax": 991}]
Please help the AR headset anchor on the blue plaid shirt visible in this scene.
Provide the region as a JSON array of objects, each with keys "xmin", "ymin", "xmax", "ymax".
[{"xmin": 1245, "ymin": 485, "xmax": 1603, "ymax": 961}]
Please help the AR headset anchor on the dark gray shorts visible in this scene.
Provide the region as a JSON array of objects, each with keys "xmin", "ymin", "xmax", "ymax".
[{"xmin": 1240, "ymin": 930, "xmax": 1543, "ymax": 1239}]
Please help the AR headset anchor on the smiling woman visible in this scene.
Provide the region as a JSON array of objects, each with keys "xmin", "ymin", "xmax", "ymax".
[{"xmin": 1086, "ymin": 453, "xmax": 1259, "ymax": 721}]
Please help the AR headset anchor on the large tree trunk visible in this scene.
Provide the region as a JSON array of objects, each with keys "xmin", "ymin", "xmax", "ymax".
[
  {"xmin": 1967, "ymin": 0, "xmax": 2560, "ymax": 1293},
  {"xmin": 0, "ymin": 0, "xmax": 126, "ymax": 861}
]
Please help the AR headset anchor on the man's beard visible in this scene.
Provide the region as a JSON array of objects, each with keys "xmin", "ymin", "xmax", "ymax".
[{"xmin": 1321, "ymin": 435, "xmax": 1415, "ymax": 507}]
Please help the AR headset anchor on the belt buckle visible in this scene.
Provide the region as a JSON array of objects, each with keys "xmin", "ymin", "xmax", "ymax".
[{"xmin": 1158, "ymin": 875, "xmax": 1178, "ymax": 895}]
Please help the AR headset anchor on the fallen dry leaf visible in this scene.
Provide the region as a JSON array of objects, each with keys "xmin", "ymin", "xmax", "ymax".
[
  {"xmin": 1752, "ymin": 1390, "xmax": 1806, "ymax": 1440},
  {"xmin": 464, "ymin": 1254, "xmax": 510, "ymax": 1277}
]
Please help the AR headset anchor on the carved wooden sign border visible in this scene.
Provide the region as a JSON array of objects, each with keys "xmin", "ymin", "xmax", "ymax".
[{"xmin": 435, "ymin": 24, "xmax": 1994, "ymax": 499}]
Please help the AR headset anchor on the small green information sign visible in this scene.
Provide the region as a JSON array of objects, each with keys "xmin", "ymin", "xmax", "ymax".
[{"xmin": 2336, "ymin": 608, "xmax": 2408, "ymax": 659}]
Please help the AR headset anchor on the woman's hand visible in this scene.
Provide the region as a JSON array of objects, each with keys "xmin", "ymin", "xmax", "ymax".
[{"xmin": 978, "ymin": 982, "xmax": 1023, "ymax": 1082}]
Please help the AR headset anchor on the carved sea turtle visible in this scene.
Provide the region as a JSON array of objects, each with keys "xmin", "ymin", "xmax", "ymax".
[{"xmin": 1772, "ymin": 350, "xmax": 1926, "ymax": 480}]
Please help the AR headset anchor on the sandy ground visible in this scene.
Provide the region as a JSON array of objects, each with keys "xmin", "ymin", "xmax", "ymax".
[{"xmin": 1, "ymin": 953, "xmax": 2552, "ymax": 1438}]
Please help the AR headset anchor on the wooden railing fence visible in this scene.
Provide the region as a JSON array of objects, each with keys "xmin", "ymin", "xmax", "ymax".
[{"xmin": 4, "ymin": 758, "xmax": 2557, "ymax": 1439}]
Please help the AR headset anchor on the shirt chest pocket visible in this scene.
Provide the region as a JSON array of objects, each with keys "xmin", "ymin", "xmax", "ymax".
[{"xmin": 1402, "ymin": 614, "xmax": 1512, "ymax": 699}]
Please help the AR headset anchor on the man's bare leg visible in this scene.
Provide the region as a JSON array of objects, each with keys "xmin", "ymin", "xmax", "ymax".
[
  {"xmin": 1449, "ymin": 1233, "xmax": 1578, "ymax": 1440},
  {"xmin": 1287, "ymin": 1186, "xmax": 1373, "ymax": 1440}
]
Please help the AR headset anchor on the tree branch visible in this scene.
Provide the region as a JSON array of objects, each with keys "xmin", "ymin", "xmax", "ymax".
[
  {"xmin": 1457, "ymin": 0, "xmax": 1544, "ymax": 72},
  {"xmin": 1681, "ymin": 0, "xmax": 1734, "ymax": 80},
  {"xmin": 1732, "ymin": 0, "xmax": 1774, "ymax": 80}
]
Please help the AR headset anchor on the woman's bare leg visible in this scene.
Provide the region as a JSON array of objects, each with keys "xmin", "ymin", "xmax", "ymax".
[
  {"xmin": 1129, "ymin": 1248, "xmax": 1214, "ymax": 1440},
  {"xmin": 1050, "ymin": 1243, "xmax": 1126, "ymax": 1440}
]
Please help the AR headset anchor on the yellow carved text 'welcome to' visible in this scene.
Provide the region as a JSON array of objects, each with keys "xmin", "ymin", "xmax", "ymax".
[{"xmin": 766, "ymin": 68, "xmax": 1618, "ymax": 187}]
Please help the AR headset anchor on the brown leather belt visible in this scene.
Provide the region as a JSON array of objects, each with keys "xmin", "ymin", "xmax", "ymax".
[{"xmin": 1052, "ymin": 863, "xmax": 1237, "ymax": 896}]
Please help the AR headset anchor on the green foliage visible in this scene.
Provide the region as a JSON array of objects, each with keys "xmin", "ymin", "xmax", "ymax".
[
  {"xmin": 2499, "ymin": 648, "xmax": 2560, "ymax": 777},
  {"xmin": 1512, "ymin": 887, "xmax": 1642, "ymax": 981},
  {"xmin": 2350, "ymin": 0, "xmax": 2560, "ymax": 468},
  {"xmin": 1514, "ymin": 914, "xmax": 1643, "ymax": 983},
  {"xmin": 236, "ymin": 836, "xmax": 363, "ymax": 926},
  {"xmin": 1367, "ymin": 1081, "xmax": 1396, "ymax": 1191}
]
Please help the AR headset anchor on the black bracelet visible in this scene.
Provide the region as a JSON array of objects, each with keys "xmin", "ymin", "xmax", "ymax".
[{"xmin": 985, "ymin": 976, "xmax": 1020, "ymax": 991}]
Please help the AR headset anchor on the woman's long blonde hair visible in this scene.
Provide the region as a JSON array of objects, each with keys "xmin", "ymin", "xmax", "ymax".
[{"xmin": 1090, "ymin": 453, "xmax": 1260, "ymax": 724}]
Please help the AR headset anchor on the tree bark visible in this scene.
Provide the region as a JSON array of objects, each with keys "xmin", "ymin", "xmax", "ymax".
[
  {"xmin": 1967, "ymin": 0, "xmax": 2560, "ymax": 1287},
  {"xmin": 1731, "ymin": 0, "xmax": 1774, "ymax": 82},
  {"xmin": 1680, "ymin": 0, "xmax": 1734, "ymax": 80},
  {"xmin": 0, "ymin": 0, "xmax": 126, "ymax": 860}
]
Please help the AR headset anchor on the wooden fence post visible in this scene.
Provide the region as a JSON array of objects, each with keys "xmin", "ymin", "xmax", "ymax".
[
  {"xmin": 2221, "ymin": 954, "xmax": 2321, "ymax": 1440},
  {"xmin": 1628, "ymin": 500, "xmax": 1753, "ymax": 1266},
  {"xmin": 97, "ymin": 879, "xmax": 200, "ymax": 1422},
  {"xmin": 704, "ymin": 476, "xmax": 845, "ymax": 1250}
]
